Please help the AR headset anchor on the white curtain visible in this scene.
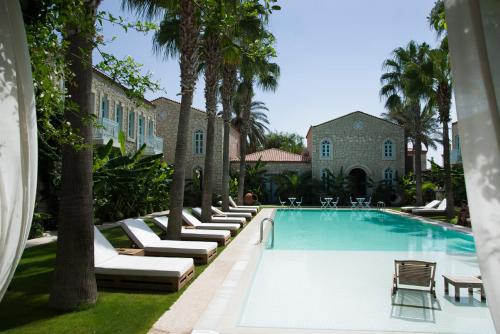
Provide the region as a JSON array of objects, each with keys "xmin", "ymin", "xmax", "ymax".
[
  {"xmin": 0, "ymin": 0, "xmax": 38, "ymax": 301},
  {"xmin": 445, "ymin": 0, "xmax": 500, "ymax": 331}
]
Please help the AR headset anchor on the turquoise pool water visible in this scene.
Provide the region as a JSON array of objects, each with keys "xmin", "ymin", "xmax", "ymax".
[{"xmin": 270, "ymin": 209, "xmax": 475, "ymax": 253}]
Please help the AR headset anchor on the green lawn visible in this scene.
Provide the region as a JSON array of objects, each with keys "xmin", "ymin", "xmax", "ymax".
[{"xmin": 0, "ymin": 224, "xmax": 224, "ymax": 334}]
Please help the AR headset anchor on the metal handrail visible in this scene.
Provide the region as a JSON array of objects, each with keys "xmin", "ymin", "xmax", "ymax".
[{"xmin": 259, "ymin": 218, "xmax": 274, "ymax": 248}]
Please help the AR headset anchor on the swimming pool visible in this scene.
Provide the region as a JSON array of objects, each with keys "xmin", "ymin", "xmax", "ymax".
[{"xmin": 239, "ymin": 209, "xmax": 494, "ymax": 333}]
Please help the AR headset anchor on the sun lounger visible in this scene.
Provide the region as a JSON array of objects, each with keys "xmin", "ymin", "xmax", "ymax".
[
  {"xmin": 211, "ymin": 206, "xmax": 252, "ymax": 220},
  {"xmin": 401, "ymin": 200, "xmax": 440, "ymax": 213},
  {"xmin": 412, "ymin": 199, "xmax": 447, "ymax": 215},
  {"xmin": 182, "ymin": 210, "xmax": 240, "ymax": 236},
  {"xmin": 94, "ymin": 227, "xmax": 194, "ymax": 291},
  {"xmin": 229, "ymin": 196, "xmax": 259, "ymax": 210},
  {"xmin": 121, "ymin": 219, "xmax": 217, "ymax": 264},
  {"xmin": 192, "ymin": 207, "xmax": 246, "ymax": 226},
  {"xmin": 153, "ymin": 216, "xmax": 230, "ymax": 246},
  {"xmin": 392, "ymin": 260, "xmax": 436, "ymax": 298}
]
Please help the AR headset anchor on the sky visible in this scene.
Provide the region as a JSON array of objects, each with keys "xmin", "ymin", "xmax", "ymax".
[{"xmin": 96, "ymin": 0, "xmax": 454, "ymax": 165}]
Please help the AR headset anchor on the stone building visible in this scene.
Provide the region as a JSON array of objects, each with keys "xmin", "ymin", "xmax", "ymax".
[
  {"xmin": 154, "ymin": 97, "xmax": 241, "ymax": 193},
  {"xmin": 91, "ymin": 69, "xmax": 163, "ymax": 154}
]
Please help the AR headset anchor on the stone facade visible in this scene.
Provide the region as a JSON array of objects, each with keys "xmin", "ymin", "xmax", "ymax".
[
  {"xmin": 91, "ymin": 70, "xmax": 162, "ymax": 154},
  {"xmin": 154, "ymin": 97, "xmax": 240, "ymax": 193},
  {"xmin": 306, "ymin": 111, "xmax": 405, "ymax": 186}
]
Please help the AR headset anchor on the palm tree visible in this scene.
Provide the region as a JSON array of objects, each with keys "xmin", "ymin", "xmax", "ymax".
[
  {"xmin": 231, "ymin": 99, "xmax": 270, "ymax": 152},
  {"xmin": 129, "ymin": 0, "xmax": 201, "ymax": 238},
  {"xmin": 48, "ymin": 0, "xmax": 100, "ymax": 310},
  {"xmin": 380, "ymin": 41, "xmax": 439, "ymax": 206},
  {"xmin": 429, "ymin": 47, "xmax": 454, "ymax": 218}
]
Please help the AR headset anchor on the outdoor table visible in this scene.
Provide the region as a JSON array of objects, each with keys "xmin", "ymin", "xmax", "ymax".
[
  {"xmin": 356, "ymin": 197, "xmax": 365, "ymax": 208},
  {"xmin": 288, "ymin": 197, "xmax": 296, "ymax": 208},
  {"xmin": 324, "ymin": 197, "xmax": 333, "ymax": 208},
  {"xmin": 443, "ymin": 275, "xmax": 486, "ymax": 302}
]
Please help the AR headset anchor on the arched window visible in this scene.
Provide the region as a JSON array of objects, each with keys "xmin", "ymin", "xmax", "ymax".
[
  {"xmin": 384, "ymin": 168, "xmax": 393, "ymax": 185},
  {"xmin": 321, "ymin": 168, "xmax": 331, "ymax": 190},
  {"xmin": 383, "ymin": 139, "xmax": 394, "ymax": 159},
  {"xmin": 321, "ymin": 139, "xmax": 331, "ymax": 159},
  {"xmin": 194, "ymin": 130, "xmax": 204, "ymax": 155}
]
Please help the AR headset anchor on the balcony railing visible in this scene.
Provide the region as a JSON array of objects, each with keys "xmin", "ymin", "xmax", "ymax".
[
  {"xmin": 144, "ymin": 135, "xmax": 164, "ymax": 155},
  {"xmin": 93, "ymin": 117, "xmax": 119, "ymax": 147},
  {"xmin": 450, "ymin": 148, "xmax": 462, "ymax": 165}
]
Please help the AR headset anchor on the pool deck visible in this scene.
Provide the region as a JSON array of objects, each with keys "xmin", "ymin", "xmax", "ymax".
[{"xmin": 148, "ymin": 208, "xmax": 491, "ymax": 334}]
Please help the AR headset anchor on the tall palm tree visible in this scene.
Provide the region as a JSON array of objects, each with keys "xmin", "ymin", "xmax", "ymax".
[
  {"xmin": 380, "ymin": 41, "xmax": 438, "ymax": 206},
  {"xmin": 49, "ymin": 0, "xmax": 99, "ymax": 310},
  {"xmin": 231, "ymin": 99, "xmax": 270, "ymax": 152},
  {"xmin": 128, "ymin": 0, "xmax": 201, "ymax": 238},
  {"xmin": 429, "ymin": 47, "xmax": 454, "ymax": 218}
]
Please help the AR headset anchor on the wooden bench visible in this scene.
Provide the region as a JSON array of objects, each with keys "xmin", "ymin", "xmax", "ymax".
[{"xmin": 443, "ymin": 275, "xmax": 486, "ymax": 302}]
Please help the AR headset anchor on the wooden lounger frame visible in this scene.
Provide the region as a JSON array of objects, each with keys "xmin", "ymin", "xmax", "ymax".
[
  {"xmin": 180, "ymin": 234, "xmax": 230, "ymax": 247},
  {"xmin": 392, "ymin": 260, "xmax": 436, "ymax": 298},
  {"xmin": 96, "ymin": 265, "xmax": 195, "ymax": 292},
  {"xmin": 144, "ymin": 248, "xmax": 217, "ymax": 265}
]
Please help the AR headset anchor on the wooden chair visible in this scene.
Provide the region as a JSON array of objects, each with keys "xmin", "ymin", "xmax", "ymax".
[{"xmin": 392, "ymin": 260, "xmax": 437, "ymax": 298}]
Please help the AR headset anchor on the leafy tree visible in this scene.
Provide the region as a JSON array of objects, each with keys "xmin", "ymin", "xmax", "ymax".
[
  {"xmin": 231, "ymin": 99, "xmax": 270, "ymax": 152},
  {"xmin": 272, "ymin": 171, "xmax": 320, "ymax": 205},
  {"xmin": 263, "ymin": 131, "xmax": 304, "ymax": 154},
  {"xmin": 244, "ymin": 158, "xmax": 268, "ymax": 200},
  {"xmin": 380, "ymin": 41, "xmax": 440, "ymax": 206}
]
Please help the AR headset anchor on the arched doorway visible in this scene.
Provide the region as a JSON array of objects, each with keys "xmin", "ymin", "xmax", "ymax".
[{"xmin": 348, "ymin": 168, "xmax": 367, "ymax": 197}]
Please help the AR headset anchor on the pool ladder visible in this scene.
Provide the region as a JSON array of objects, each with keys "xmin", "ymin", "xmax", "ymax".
[{"xmin": 259, "ymin": 218, "xmax": 275, "ymax": 248}]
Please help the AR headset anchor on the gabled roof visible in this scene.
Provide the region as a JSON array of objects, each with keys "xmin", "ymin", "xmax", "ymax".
[
  {"xmin": 231, "ymin": 148, "xmax": 311, "ymax": 163},
  {"xmin": 151, "ymin": 96, "xmax": 207, "ymax": 115},
  {"xmin": 307, "ymin": 111, "xmax": 401, "ymax": 137}
]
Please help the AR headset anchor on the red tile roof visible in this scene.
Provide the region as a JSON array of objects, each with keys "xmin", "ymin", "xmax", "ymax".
[{"xmin": 231, "ymin": 148, "xmax": 311, "ymax": 163}]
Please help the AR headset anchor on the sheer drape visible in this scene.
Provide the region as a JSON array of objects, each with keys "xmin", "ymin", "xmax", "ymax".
[{"xmin": 0, "ymin": 0, "xmax": 38, "ymax": 301}]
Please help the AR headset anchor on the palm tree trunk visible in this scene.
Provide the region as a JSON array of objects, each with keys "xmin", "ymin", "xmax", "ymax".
[
  {"xmin": 442, "ymin": 119, "xmax": 455, "ymax": 219},
  {"xmin": 201, "ymin": 36, "xmax": 221, "ymax": 223},
  {"xmin": 414, "ymin": 138, "xmax": 423, "ymax": 206},
  {"xmin": 221, "ymin": 66, "xmax": 236, "ymax": 211},
  {"xmin": 167, "ymin": 0, "xmax": 200, "ymax": 239},
  {"xmin": 48, "ymin": 0, "xmax": 99, "ymax": 311},
  {"xmin": 237, "ymin": 84, "xmax": 252, "ymax": 205}
]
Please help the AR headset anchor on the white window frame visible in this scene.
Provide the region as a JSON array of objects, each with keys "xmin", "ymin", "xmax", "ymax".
[{"xmin": 382, "ymin": 139, "xmax": 396, "ymax": 160}]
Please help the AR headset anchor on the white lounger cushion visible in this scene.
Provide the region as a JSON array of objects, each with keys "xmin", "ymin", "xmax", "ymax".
[
  {"xmin": 153, "ymin": 216, "xmax": 230, "ymax": 240},
  {"xmin": 211, "ymin": 206, "xmax": 252, "ymax": 219},
  {"xmin": 121, "ymin": 219, "xmax": 217, "ymax": 255},
  {"xmin": 192, "ymin": 208, "xmax": 246, "ymax": 225},
  {"xmin": 93, "ymin": 227, "xmax": 193, "ymax": 277},
  {"xmin": 402, "ymin": 200, "xmax": 440, "ymax": 212},
  {"xmin": 227, "ymin": 206, "xmax": 257, "ymax": 214},
  {"xmin": 182, "ymin": 210, "xmax": 240, "ymax": 231},
  {"xmin": 413, "ymin": 199, "xmax": 447, "ymax": 213},
  {"xmin": 229, "ymin": 197, "xmax": 258, "ymax": 210}
]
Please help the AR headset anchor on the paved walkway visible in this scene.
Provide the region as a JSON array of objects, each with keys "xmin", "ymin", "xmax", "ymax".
[{"xmin": 149, "ymin": 208, "xmax": 274, "ymax": 334}]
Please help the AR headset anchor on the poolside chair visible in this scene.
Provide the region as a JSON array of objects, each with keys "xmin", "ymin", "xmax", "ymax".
[
  {"xmin": 229, "ymin": 196, "xmax": 258, "ymax": 212},
  {"xmin": 350, "ymin": 196, "xmax": 357, "ymax": 208},
  {"xmin": 295, "ymin": 197, "xmax": 303, "ymax": 207},
  {"xmin": 153, "ymin": 216, "xmax": 231, "ymax": 246},
  {"xmin": 121, "ymin": 219, "xmax": 217, "ymax": 265},
  {"xmin": 412, "ymin": 199, "xmax": 447, "ymax": 216},
  {"xmin": 211, "ymin": 206, "xmax": 252, "ymax": 220},
  {"xmin": 392, "ymin": 260, "xmax": 437, "ymax": 298},
  {"xmin": 279, "ymin": 197, "xmax": 287, "ymax": 207},
  {"xmin": 182, "ymin": 209, "xmax": 240, "ymax": 236},
  {"xmin": 94, "ymin": 227, "xmax": 194, "ymax": 291},
  {"xmin": 192, "ymin": 207, "xmax": 246, "ymax": 226},
  {"xmin": 320, "ymin": 197, "xmax": 327, "ymax": 208},
  {"xmin": 401, "ymin": 200, "xmax": 440, "ymax": 213},
  {"xmin": 364, "ymin": 197, "xmax": 372, "ymax": 208},
  {"xmin": 331, "ymin": 197, "xmax": 339, "ymax": 208}
]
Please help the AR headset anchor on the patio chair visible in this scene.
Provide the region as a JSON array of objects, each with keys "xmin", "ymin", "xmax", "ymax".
[
  {"xmin": 364, "ymin": 197, "xmax": 372, "ymax": 208},
  {"xmin": 350, "ymin": 196, "xmax": 357, "ymax": 208},
  {"xmin": 121, "ymin": 219, "xmax": 218, "ymax": 265},
  {"xmin": 331, "ymin": 197, "xmax": 339, "ymax": 208},
  {"xmin": 152, "ymin": 216, "xmax": 231, "ymax": 246},
  {"xmin": 295, "ymin": 197, "xmax": 303, "ymax": 207},
  {"xmin": 279, "ymin": 197, "xmax": 287, "ymax": 207},
  {"xmin": 182, "ymin": 209, "xmax": 240, "ymax": 236},
  {"xmin": 229, "ymin": 196, "xmax": 259, "ymax": 212},
  {"xmin": 412, "ymin": 199, "xmax": 447, "ymax": 215},
  {"xmin": 392, "ymin": 260, "xmax": 437, "ymax": 298},
  {"xmin": 211, "ymin": 206, "xmax": 252, "ymax": 220},
  {"xmin": 320, "ymin": 197, "xmax": 327, "ymax": 208},
  {"xmin": 401, "ymin": 200, "xmax": 440, "ymax": 213},
  {"xmin": 192, "ymin": 207, "xmax": 246, "ymax": 226},
  {"xmin": 94, "ymin": 226, "xmax": 194, "ymax": 291}
]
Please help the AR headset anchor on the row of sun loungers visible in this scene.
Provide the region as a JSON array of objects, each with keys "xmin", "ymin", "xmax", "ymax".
[
  {"xmin": 401, "ymin": 199, "xmax": 447, "ymax": 215},
  {"xmin": 94, "ymin": 202, "xmax": 258, "ymax": 292}
]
